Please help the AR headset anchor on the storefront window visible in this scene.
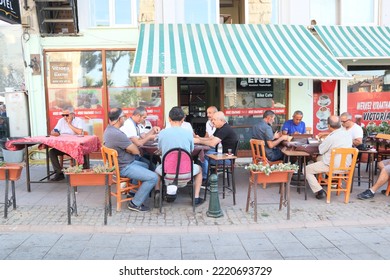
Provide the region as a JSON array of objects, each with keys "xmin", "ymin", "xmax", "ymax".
[
  {"xmin": 224, "ymin": 78, "xmax": 287, "ymax": 151},
  {"xmin": 107, "ymin": 51, "xmax": 163, "ymax": 128},
  {"xmin": 46, "ymin": 50, "xmax": 105, "ymax": 143}
]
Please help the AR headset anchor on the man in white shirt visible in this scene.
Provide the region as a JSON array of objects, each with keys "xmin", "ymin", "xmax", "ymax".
[
  {"xmin": 49, "ymin": 107, "xmax": 84, "ymax": 181},
  {"xmin": 120, "ymin": 106, "xmax": 160, "ymax": 170},
  {"xmin": 205, "ymin": 106, "xmax": 218, "ymax": 137},
  {"xmin": 340, "ymin": 112, "xmax": 363, "ymax": 147},
  {"xmin": 305, "ymin": 115, "xmax": 353, "ymax": 199}
]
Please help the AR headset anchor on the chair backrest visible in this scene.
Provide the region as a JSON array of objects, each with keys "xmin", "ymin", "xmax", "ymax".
[
  {"xmin": 250, "ymin": 139, "xmax": 268, "ymax": 164},
  {"xmin": 306, "ymin": 126, "xmax": 312, "ymax": 134},
  {"xmin": 328, "ymin": 147, "xmax": 359, "ymax": 176},
  {"xmin": 232, "ymin": 140, "xmax": 239, "ymax": 155},
  {"xmin": 101, "ymin": 145, "xmax": 121, "ymax": 182},
  {"xmin": 376, "ymin": 133, "xmax": 390, "ymax": 141},
  {"xmin": 162, "ymin": 148, "xmax": 193, "ymax": 185}
]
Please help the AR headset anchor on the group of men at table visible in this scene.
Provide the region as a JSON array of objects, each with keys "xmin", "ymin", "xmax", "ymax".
[
  {"xmin": 50, "ymin": 105, "xmax": 238, "ymax": 212},
  {"xmin": 253, "ymin": 110, "xmax": 390, "ymax": 201}
]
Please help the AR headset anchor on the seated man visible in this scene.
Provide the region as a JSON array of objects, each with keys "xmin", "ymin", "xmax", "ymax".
[
  {"xmin": 357, "ymin": 159, "xmax": 390, "ymax": 199},
  {"xmin": 104, "ymin": 108, "xmax": 158, "ymax": 212},
  {"xmin": 282, "ymin": 110, "xmax": 306, "ymax": 135},
  {"xmin": 49, "ymin": 107, "xmax": 84, "ymax": 181},
  {"xmin": 120, "ymin": 106, "xmax": 160, "ymax": 170},
  {"xmin": 155, "ymin": 107, "xmax": 204, "ymax": 206},
  {"xmin": 305, "ymin": 116, "xmax": 352, "ymax": 199},
  {"xmin": 252, "ymin": 110, "xmax": 288, "ymax": 162},
  {"xmin": 340, "ymin": 112, "xmax": 363, "ymax": 147},
  {"xmin": 194, "ymin": 111, "xmax": 238, "ymax": 183}
]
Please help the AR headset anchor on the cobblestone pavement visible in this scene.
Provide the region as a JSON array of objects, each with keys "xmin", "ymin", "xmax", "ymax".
[{"xmin": 1, "ymin": 162, "xmax": 390, "ymax": 260}]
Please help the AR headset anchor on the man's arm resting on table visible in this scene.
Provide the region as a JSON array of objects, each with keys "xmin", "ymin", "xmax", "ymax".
[
  {"xmin": 267, "ymin": 134, "xmax": 288, "ymax": 149},
  {"xmin": 353, "ymin": 137, "xmax": 363, "ymax": 147},
  {"xmin": 126, "ymin": 143, "xmax": 141, "ymax": 156},
  {"xmin": 130, "ymin": 134, "xmax": 155, "ymax": 147},
  {"xmin": 194, "ymin": 136, "xmax": 220, "ymax": 148}
]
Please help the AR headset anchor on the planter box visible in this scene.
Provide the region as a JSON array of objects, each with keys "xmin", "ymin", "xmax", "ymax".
[
  {"xmin": 251, "ymin": 170, "xmax": 294, "ymax": 184},
  {"xmin": 65, "ymin": 170, "xmax": 113, "ymax": 187},
  {"xmin": 0, "ymin": 163, "xmax": 23, "ymax": 181}
]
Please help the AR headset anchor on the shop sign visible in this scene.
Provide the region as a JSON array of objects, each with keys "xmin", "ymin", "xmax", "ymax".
[
  {"xmin": 50, "ymin": 62, "xmax": 73, "ymax": 84},
  {"xmin": 0, "ymin": 0, "xmax": 21, "ymax": 24},
  {"xmin": 347, "ymin": 91, "xmax": 390, "ymax": 126},
  {"xmin": 225, "ymin": 108, "xmax": 286, "ymax": 116},
  {"xmin": 237, "ymin": 78, "xmax": 273, "ymax": 92}
]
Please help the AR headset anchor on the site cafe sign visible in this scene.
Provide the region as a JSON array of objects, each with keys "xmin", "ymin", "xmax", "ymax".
[{"xmin": 0, "ymin": 0, "xmax": 21, "ymax": 24}]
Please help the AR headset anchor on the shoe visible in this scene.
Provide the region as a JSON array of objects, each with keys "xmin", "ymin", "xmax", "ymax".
[
  {"xmin": 202, "ymin": 179, "xmax": 208, "ymax": 186},
  {"xmin": 195, "ymin": 197, "xmax": 205, "ymax": 206},
  {"xmin": 381, "ymin": 190, "xmax": 389, "ymax": 196},
  {"xmin": 50, "ymin": 173, "xmax": 65, "ymax": 181},
  {"xmin": 315, "ymin": 189, "xmax": 326, "ymax": 199},
  {"xmin": 127, "ymin": 201, "xmax": 150, "ymax": 212},
  {"xmin": 357, "ymin": 189, "xmax": 375, "ymax": 200}
]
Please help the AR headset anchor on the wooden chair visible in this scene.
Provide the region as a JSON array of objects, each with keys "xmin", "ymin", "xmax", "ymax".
[
  {"xmin": 249, "ymin": 139, "xmax": 283, "ymax": 188},
  {"xmin": 384, "ymin": 180, "xmax": 390, "ymax": 196},
  {"xmin": 306, "ymin": 126, "xmax": 312, "ymax": 134},
  {"xmin": 317, "ymin": 148, "xmax": 359, "ymax": 204},
  {"xmin": 101, "ymin": 145, "xmax": 140, "ymax": 211},
  {"xmin": 375, "ymin": 133, "xmax": 390, "ymax": 174}
]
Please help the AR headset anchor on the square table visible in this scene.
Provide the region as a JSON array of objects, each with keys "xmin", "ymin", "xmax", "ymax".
[
  {"xmin": 7, "ymin": 135, "xmax": 101, "ymax": 192},
  {"xmin": 206, "ymin": 153, "xmax": 238, "ymax": 205},
  {"xmin": 282, "ymin": 149, "xmax": 310, "ymax": 200}
]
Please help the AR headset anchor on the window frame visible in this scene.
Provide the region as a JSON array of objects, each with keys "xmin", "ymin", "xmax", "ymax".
[{"xmin": 89, "ymin": 0, "xmax": 138, "ymax": 28}]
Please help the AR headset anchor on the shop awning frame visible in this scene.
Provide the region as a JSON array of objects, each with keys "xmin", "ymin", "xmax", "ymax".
[
  {"xmin": 314, "ymin": 25, "xmax": 390, "ymax": 60},
  {"xmin": 131, "ymin": 23, "xmax": 351, "ymax": 80}
]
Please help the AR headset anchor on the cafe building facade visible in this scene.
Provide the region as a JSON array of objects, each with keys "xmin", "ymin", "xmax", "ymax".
[{"xmin": 12, "ymin": 0, "xmax": 390, "ymax": 155}]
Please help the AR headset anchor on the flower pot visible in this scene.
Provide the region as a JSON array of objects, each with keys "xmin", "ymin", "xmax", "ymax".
[
  {"xmin": 251, "ymin": 170, "xmax": 294, "ymax": 184},
  {"xmin": 0, "ymin": 163, "xmax": 23, "ymax": 181},
  {"xmin": 65, "ymin": 170, "xmax": 113, "ymax": 187}
]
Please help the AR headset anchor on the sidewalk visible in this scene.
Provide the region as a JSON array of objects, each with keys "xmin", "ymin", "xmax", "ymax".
[{"xmin": 1, "ymin": 161, "xmax": 390, "ymax": 260}]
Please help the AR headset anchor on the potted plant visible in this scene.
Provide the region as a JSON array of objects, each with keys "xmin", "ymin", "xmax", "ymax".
[
  {"xmin": 0, "ymin": 161, "xmax": 24, "ymax": 181},
  {"xmin": 245, "ymin": 162, "xmax": 299, "ymax": 183},
  {"xmin": 63, "ymin": 164, "xmax": 115, "ymax": 187}
]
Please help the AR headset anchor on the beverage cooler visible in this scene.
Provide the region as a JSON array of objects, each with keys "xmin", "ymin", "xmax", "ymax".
[{"xmin": 5, "ymin": 90, "xmax": 30, "ymax": 137}]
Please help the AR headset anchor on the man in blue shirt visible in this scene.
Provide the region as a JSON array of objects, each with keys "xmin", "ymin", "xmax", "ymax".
[{"xmin": 282, "ymin": 110, "xmax": 306, "ymax": 135}]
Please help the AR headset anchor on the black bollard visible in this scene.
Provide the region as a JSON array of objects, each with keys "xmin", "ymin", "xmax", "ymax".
[{"xmin": 206, "ymin": 174, "xmax": 223, "ymax": 218}]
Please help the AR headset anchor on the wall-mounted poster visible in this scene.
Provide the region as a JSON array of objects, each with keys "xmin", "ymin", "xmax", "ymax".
[
  {"xmin": 50, "ymin": 62, "xmax": 73, "ymax": 84},
  {"xmin": 313, "ymin": 80, "xmax": 336, "ymax": 135}
]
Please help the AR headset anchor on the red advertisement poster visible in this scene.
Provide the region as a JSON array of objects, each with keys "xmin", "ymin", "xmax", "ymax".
[
  {"xmin": 313, "ymin": 92, "xmax": 335, "ymax": 136},
  {"xmin": 48, "ymin": 88, "xmax": 105, "ymax": 143},
  {"xmin": 347, "ymin": 91, "xmax": 390, "ymax": 127}
]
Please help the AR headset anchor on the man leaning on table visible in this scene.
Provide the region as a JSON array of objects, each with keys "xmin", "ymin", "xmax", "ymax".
[
  {"xmin": 194, "ymin": 111, "xmax": 238, "ymax": 185},
  {"xmin": 104, "ymin": 108, "xmax": 158, "ymax": 212},
  {"xmin": 49, "ymin": 107, "xmax": 84, "ymax": 181},
  {"xmin": 252, "ymin": 110, "xmax": 289, "ymax": 162},
  {"xmin": 281, "ymin": 110, "xmax": 306, "ymax": 135},
  {"xmin": 155, "ymin": 106, "xmax": 204, "ymax": 206},
  {"xmin": 305, "ymin": 115, "xmax": 352, "ymax": 199}
]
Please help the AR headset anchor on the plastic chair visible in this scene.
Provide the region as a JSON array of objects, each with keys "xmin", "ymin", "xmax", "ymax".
[
  {"xmin": 159, "ymin": 148, "xmax": 194, "ymax": 213},
  {"xmin": 101, "ymin": 145, "xmax": 140, "ymax": 211},
  {"xmin": 249, "ymin": 139, "xmax": 283, "ymax": 188},
  {"xmin": 375, "ymin": 133, "xmax": 390, "ymax": 174},
  {"xmin": 317, "ymin": 147, "xmax": 359, "ymax": 204}
]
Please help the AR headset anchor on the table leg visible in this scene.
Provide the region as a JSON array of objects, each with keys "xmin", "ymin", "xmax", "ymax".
[
  {"xmin": 231, "ymin": 164, "xmax": 236, "ymax": 205},
  {"xmin": 303, "ymin": 156, "xmax": 307, "ymax": 200},
  {"xmin": 24, "ymin": 144, "xmax": 31, "ymax": 192}
]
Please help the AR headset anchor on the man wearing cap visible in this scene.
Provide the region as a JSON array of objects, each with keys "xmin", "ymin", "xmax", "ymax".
[{"xmin": 49, "ymin": 107, "xmax": 84, "ymax": 181}]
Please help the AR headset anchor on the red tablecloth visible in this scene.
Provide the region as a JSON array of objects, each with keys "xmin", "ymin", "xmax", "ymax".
[{"xmin": 6, "ymin": 135, "xmax": 101, "ymax": 164}]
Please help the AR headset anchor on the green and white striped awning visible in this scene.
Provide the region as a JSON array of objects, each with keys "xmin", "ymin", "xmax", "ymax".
[
  {"xmin": 314, "ymin": 25, "xmax": 390, "ymax": 59},
  {"xmin": 131, "ymin": 23, "xmax": 351, "ymax": 79}
]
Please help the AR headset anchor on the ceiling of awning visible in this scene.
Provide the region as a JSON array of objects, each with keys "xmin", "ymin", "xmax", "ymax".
[
  {"xmin": 131, "ymin": 23, "xmax": 351, "ymax": 80},
  {"xmin": 314, "ymin": 25, "xmax": 390, "ymax": 60}
]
